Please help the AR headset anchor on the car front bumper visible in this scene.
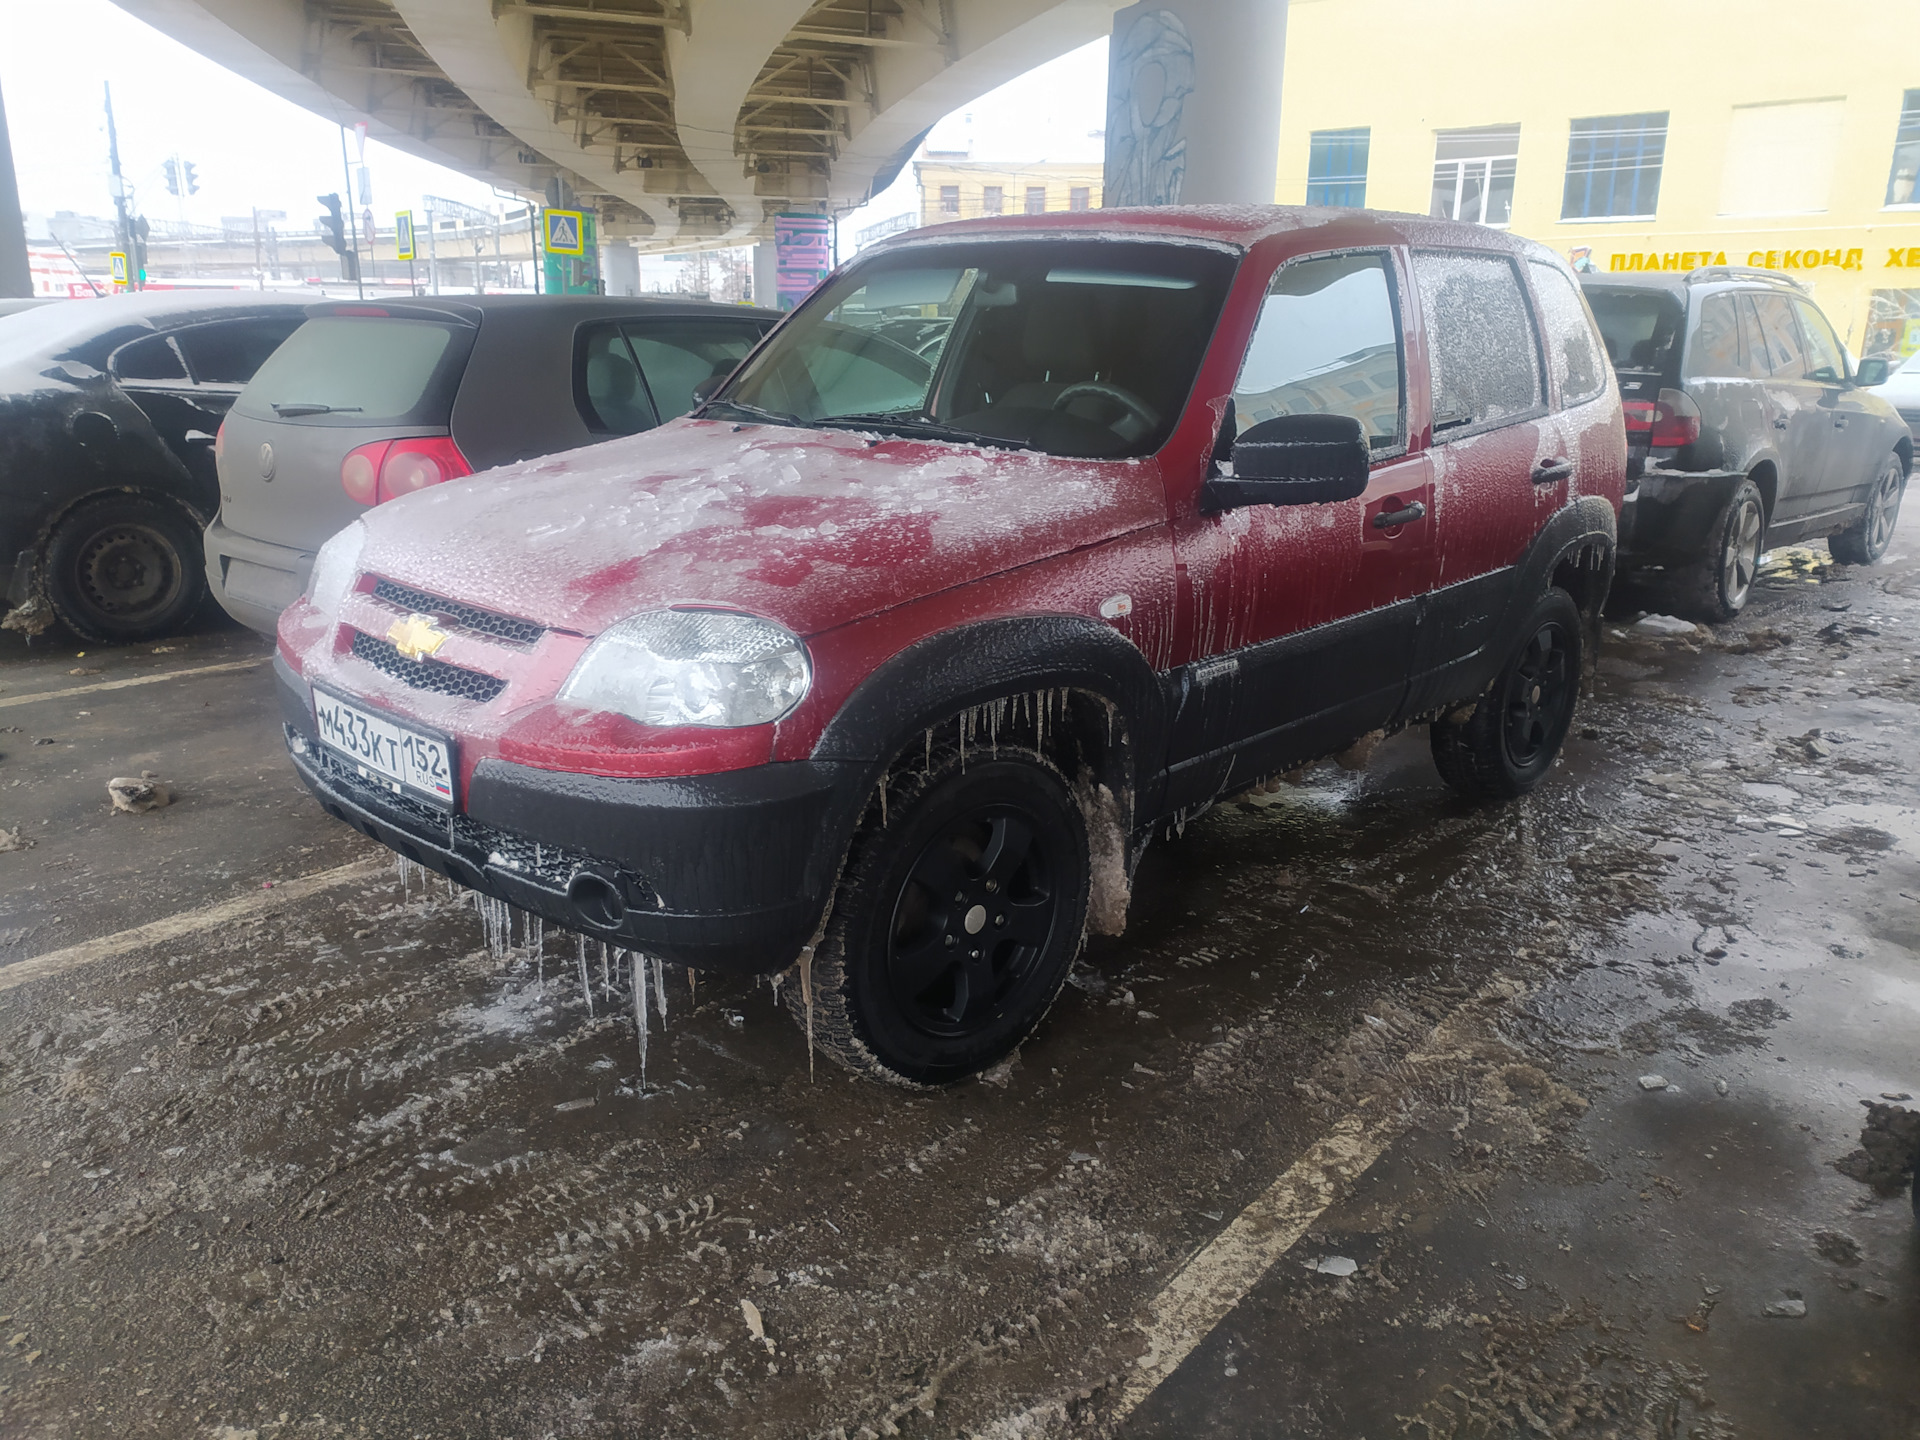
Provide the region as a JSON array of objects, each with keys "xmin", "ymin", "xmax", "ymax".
[
  {"xmin": 1617, "ymin": 468, "xmax": 1749, "ymax": 568},
  {"xmin": 277, "ymin": 659, "xmax": 856, "ymax": 973},
  {"xmin": 205, "ymin": 517, "xmax": 314, "ymax": 635}
]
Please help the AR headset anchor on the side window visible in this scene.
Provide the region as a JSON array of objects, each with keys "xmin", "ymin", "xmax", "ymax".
[
  {"xmin": 577, "ymin": 323, "xmax": 660, "ymax": 435},
  {"xmin": 174, "ymin": 317, "xmax": 304, "ymax": 386},
  {"xmin": 1527, "ymin": 262, "xmax": 1605, "ymax": 405},
  {"xmin": 1232, "ymin": 251, "xmax": 1404, "ymax": 453},
  {"xmin": 1412, "ymin": 251, "xmax": 1544, "ymax": 434},
  {"xmin": 1688, "ymin": 294, "xmax": 1753, "ymax": 379},
  {"xmin": 111, "ymin": 333, "xmax": 188, "ymax": 382},
  {"xmin": 624, "ymin": 319, "xmax": 770, "ymax": 421},
  {"xmin": 1793, "ymin": 301, "xmax": 1848, "ymax": 383},
  {"xmin": 1750, "ymin": 293, "xmax": 1808, "ymax": 379},
  {"xmin": 1736, "ymin": 295, "xmax": 1769, "ymax": 375}
]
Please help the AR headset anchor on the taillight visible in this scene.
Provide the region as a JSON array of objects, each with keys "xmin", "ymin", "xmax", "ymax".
[
  {"xmin": 213, "ymin": 419, "xmax": 226, "ymax": 465},
  {"xmin": 1622, "ymin": 400, "xmax": 1655, "ymax": 434},
  {"xmin": 1649, "ymin": 388, "xmax": 1701, "ymax": 449},
  {"xmin": 339, "ymin": 436, "xmax": 472, "ymax": 506}
]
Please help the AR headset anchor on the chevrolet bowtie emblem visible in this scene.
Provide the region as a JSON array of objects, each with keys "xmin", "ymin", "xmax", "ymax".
[{"xmin": 387, "ymin": 612, "xmax": 448, "ymax": 661}]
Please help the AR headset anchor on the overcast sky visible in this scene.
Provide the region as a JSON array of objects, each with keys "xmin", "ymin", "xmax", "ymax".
[{"xmin": 1, "ymin": 0, "xmax": 1109, "ymax": 251}]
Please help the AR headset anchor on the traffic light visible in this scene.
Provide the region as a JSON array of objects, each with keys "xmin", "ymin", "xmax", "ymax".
[
  {"xmin": 163, "ymin": 158, "xmax": 180, "ymax": 197},
  {"xmin": 317, "ymin": 193, "xmax": 347, "ymax": 256},
  {"xmin": 182, "ymin": 161, "xmax": 199, "ymax": 196}
]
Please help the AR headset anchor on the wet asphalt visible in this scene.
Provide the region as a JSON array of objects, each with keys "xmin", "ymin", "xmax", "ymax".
[{"xmin": 0, "ymin": 521, "xmax": 1915, "ymax": 1439}]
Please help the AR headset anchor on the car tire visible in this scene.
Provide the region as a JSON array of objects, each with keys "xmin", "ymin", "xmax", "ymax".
[
  {"xmin": 1430, "ymin": 587, "xmax": 1583, "ymax": 802},
  {"xmin": 1829, "ymin": 453, "xmax": 1906, "ymax": 566},
  {"xmin": 41, "ymin": 492, "xmax": 206, "ymax": 644},
  {"xmin": 1682, "ymin": 478, "xmax": 1766, "ymax": 622},
  {"xmin": 788, "ymin": 747, "xmax": 1089, "ymax": 1086}
]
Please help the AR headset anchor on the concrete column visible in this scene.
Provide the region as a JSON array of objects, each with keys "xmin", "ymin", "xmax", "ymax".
[
  {"xmin": 600, "ymin": 239, "xmax": 640, "ymax": 296},
  {"xmin": 0, "ymin": 76, "xmax": 32, "ymax": 299},
  {"xmin": 1103, "ymin": 0, "xmax": 1289, "ymax": 208}
]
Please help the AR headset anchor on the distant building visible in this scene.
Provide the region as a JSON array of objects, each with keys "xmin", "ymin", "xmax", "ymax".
[
  {"xmin": 1274, "ymin": 0, "xmax": 1920, "ymax": 358},
  {"xmin": 913, "ymin": 160, "xmax": 1103, "ymax": 228}
]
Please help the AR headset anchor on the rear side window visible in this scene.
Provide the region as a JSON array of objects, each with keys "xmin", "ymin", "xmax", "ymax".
[
  {"xmin": 577, "ymin": 323, "xmax": 660, "ymax": 435},
  {"xmin": 624, "ymin": 319, "xmax": 768, "ymax": 421},
  {"xmin": 1413, "ymin": 251, "xmax": 1543, "ymax": 434},
  {"xmin": 1233, "ymin": 251, "xmax": 1405, "ymax": 453},
  {"xmin": 1750, "ymin": 294, "xmax": 1808, "ymax": 379},
  {"xmin": 111, "ymin": 333, "xmax": 187, "ymax": 382},
  {"xmin": 234, "ymin": 316, "xmax": 469, "ymax": 424},
  {"xmin": 1793, "ymin": 300, "xmax": 1848, "ymax": 383},
  {"xmin": 1581, "ymin": 286, "xmax": 1683, "ymax": 371},
  {"xmin": 1526, "ymin": 262, "xmax": 1606, "ymax": 406},
  {"xmin": 1687, "ymin": 293, "xmax": 1767, "ymax": 379},
  {"xmin": 174, "ymin": 316, "xmax": 304, "ymax": 385}
]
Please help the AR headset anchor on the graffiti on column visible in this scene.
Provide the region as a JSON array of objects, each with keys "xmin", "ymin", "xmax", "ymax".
[{"xmin": 1103, "ymin": 9, "xmax": 1195, "ymax": 207}]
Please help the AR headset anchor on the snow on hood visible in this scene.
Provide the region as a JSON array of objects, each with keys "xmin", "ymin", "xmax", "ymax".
[{"xmin": 354, "ymin": 418, "xmax": 1163, "ymax": 638}]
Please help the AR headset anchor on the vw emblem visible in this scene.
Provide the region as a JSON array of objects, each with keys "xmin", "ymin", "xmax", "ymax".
[{"xmin": 258, "ymin": 442, "xmax": 275, "ymax": 481}]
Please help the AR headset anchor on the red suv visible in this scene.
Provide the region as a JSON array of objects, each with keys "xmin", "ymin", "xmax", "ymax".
[{"xmin": 275, "ymin": 208, "xmax": 1623, "ymax": 1085}]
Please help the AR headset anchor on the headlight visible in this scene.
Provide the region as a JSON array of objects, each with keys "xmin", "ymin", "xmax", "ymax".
[
  {"xmin": 560, "ymin": 610, "xmax": 811, "ymax": 728},
  {"xmin": 306, "ymin": 521, "xmax": 365, "ymax": 616}
]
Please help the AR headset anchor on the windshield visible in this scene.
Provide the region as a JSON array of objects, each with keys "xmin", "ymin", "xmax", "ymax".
[
  {"xmin": 1580, "ymin": 286, "xmax": 1683, "ymax": 372},
  {"xmin": 713, "ymin": 239, "xmax": 1237, "ymax": 459},
  {"xmin": 233, "ymin": 316, "xmax": 472, "ymax": 426}
]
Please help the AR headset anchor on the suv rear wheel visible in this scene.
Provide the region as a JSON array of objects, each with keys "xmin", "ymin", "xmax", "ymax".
[
  {"xmin": 42, "ymin": 493, "xmax": 206, "ymax": 644},
  {"xmin": 790, "ymin": 747, "xmax": 1089, "ymax": 1086},
  {"xmin": 1830, "ymin": 454, "xmax": 1906, "ymax": 566},
  {"xmin": 1430, "ymin": 587, "xmax": 1583, "ymax": 801},
  {"xmin": 1684, "ymin": 478, "xmax": 1766, "ymax": 621}
]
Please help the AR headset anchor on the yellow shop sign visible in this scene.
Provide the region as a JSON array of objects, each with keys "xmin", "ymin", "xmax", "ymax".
[{"xmin": 1608, "ymin": 246, "xmax": 1867, "ymax": 274}]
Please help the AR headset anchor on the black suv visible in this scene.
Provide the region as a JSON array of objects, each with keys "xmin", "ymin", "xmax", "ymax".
[{"xmin": 1581, "ymin": 269, "xmax": 1909, "ymax": 618}]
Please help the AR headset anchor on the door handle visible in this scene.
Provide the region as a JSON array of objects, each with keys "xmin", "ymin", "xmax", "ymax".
[
  {"xmin": 1833, "ymin": 415, "xmax": 1848, "ymax": 427},
  {"xmin": 1373, "ymin": 500, "xmax": 1427, "ymax": 529},
  {"xmin": 1531, "ymin": 457, "xmax": 1573, "ymax": 484}
]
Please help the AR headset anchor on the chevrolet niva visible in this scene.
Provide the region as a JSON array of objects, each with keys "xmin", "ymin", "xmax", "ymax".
[{"xmin": 274, "ymin": 207, "xmax": 1624, "ymax": 1085}]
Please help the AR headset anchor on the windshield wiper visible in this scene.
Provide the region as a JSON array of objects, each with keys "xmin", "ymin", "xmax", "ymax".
[
  {"xmin": 697, "ymin": 398, "xmax": 803, "ymax": 427},
  {"xmin": 271, "ymin": 402, "xmax": 363, "ymax": 418},
  {"xmin": 815, "ymin": 413, "xmax": 1034, "ymax": 451}
]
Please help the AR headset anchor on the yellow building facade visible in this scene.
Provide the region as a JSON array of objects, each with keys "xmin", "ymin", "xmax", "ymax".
[
  {"xmin": 1274, "ymin": 0, "xmax": 1920, "ymax": 356},
  {"xmin": 914, "ymin": 160, "xmax": 1104, "ymax": 228}
]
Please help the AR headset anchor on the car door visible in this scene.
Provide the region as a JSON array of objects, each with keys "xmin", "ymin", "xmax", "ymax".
[
  {"xmin": 1408, "ymin": 248, "xmax": 1555, "ymax": 704},
  {"xmin": 1794, "ymin": 297, "xmax": 1887, "ymax": 508},
  {"xmin": 1749, "ymin": 291, "xmax": 1827, "ymax": 524},
  {"xmin": 117, "ymin": 316, "xmax": 303, "ymax": 490},
  {"xmin": 1164, "ymin": 246, "xmax": 1431, "ymax": 797},
  {"xmin": 621, "ymin": 316, "xmax": 777, "ymax": 424}
]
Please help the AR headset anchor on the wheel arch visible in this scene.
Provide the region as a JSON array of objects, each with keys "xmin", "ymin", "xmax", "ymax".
[{"xmin": 1746, "ymin": 458, "xmax": 1779, "ymax": 525}]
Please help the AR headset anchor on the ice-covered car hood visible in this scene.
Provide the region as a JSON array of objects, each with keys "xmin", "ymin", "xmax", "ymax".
[{"xmin": 353, "ymin": 418, "xmax": 1165, "ymax": 638}]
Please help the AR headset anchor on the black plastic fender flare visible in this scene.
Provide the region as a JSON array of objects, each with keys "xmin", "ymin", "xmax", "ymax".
[{"xmin": 1488, "ymin": 494, "xmax": 1617, "ymax": 692}]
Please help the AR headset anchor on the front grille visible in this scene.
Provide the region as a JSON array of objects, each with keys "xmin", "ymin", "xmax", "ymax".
[
  {"xmin": 350, "ymin": 630, "xmax": 507, "ymax": 703},
  {"xmin": 371, "ymin": 577, "xmax": 546, "ymax": 647},
  {"xmin": 311, "ymin": 740, "xmax": 453, "ymax": 833}
]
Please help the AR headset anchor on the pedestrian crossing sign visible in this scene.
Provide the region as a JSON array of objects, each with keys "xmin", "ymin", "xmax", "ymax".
[
  {"xmin": 109, "ymin": 252, "xmax": 128, "ymax": 285},
  {"xmin": 544, "ymin": 208, "xmax": 585, "ymax": 256},
  {"xmin": 395, "ymin": 211, "xmax": 415, "ymax": 262}
]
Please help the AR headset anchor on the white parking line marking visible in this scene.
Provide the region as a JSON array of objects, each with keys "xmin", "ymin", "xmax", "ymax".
[
  {"xmin": 0, "ymin": 857, "xmax": 389, "ymax": 993},
  {"xmin": 0, "ymin": 658, "xmax": 265, "ymax": 710}
]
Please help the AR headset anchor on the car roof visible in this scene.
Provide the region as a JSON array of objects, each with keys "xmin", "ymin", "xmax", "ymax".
[
  {"xmin": 1579, "ymin": 267, "xmax": 1808, "ymax": 299},
  {"xmin": 864, "ymin": 204, "xmax": 1562, "ymax": 263},
  {"xmin": 303, "ymin": 294, "xmax": 779, "ymax": 323},
  {"xmin": 0, "ymin": 289, "xmax": 311, "ymax": 371}
]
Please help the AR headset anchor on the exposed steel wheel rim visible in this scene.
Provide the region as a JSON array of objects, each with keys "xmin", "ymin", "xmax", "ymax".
[
  {"xmin": 1722, "ymin": 495, "xmax": 1763, "ymax": 609},
  {"xmin": 1867, "ymin": 460, "xmax": 1903, "ymax": 555},
  {"xmin": 1501, "ymin": 620, "xmax": 1576, "ymax": 770},
  {"xmin": 75, "ymin": 524, "xmax": 182, "ymax": 619},
  {"xmin": 886, "ymin": 804, "xmax": 1060, "ymax": 1039}
]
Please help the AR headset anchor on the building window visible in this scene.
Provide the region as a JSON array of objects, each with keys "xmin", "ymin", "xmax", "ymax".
[
  {"xmin": 1865, "ymin": 287, "xmax": 1920, "ymax": 357},
  {"xmin": 982, "ymin": 185, "xmax": 1004, "ymax": 215},
  {"xmin": 1306, "ymin": 128, "xmax": 1369, "ymax": 206},
  {"xmin": 1069, "ymin": 186, "xmax": 1091, "ymax": 211},
  {"xmin": 1025, "ymin": 186, "xmax": 1047, "ymax": 215},
  {"xmin": 939, "ymin": 185, "xmax": 959, "ymax": 215},
  {"xmin": 1430, "ymin": 125, "xmax": 1520, "ymax": 226},
  {"xmin": 1887, "ymin": 89, "xmax": 1920, "ymax": 206},
  {"xmin": 1561, "ymin": 112, "xmax": 1668, "ymax": 220},
  {"xmin": 1720, "ymin": 99, "xmax": 1844, "ymax": 216}
]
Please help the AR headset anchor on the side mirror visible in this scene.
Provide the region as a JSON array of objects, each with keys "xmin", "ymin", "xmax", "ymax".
[
  {"xmin": 1854, "ymin": 356, "xmax": 1890, "ymax": 388},
  {"xmin": 1200, "ymin": 413, "xmax": 1371, "ymax": 513}
]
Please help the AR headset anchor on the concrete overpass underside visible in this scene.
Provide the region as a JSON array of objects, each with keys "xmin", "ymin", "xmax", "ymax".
[{"xmin": 112, "ymin": 0, "xmax": 1122, "ymax": 251}]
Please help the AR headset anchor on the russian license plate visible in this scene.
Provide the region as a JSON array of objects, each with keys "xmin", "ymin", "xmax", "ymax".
[{"xmin": 313, "ymin": 690, "xmax": 455, "ymax": 808}]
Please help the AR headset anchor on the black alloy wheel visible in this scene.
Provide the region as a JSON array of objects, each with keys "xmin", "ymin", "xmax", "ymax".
[
  {"xmin": 1830, "ymin": 454, "xmax": 1906, "ymax": 566},
  {"xmin": 1431, "ymin": 587, "xmax": 1585, "ymax": 801},
  {"xmin": 793, "ymin": 749, "xmax": 1090, "ymax": 1085},
  {"xmin": 42, "ymin": 493, "xmax": 207, "ymax": 643}
]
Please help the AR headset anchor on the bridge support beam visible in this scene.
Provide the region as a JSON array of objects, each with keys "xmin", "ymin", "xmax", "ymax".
[{"xmin": 1103, "ymin": 0, "xmax": 1288, "ymax": 208}]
